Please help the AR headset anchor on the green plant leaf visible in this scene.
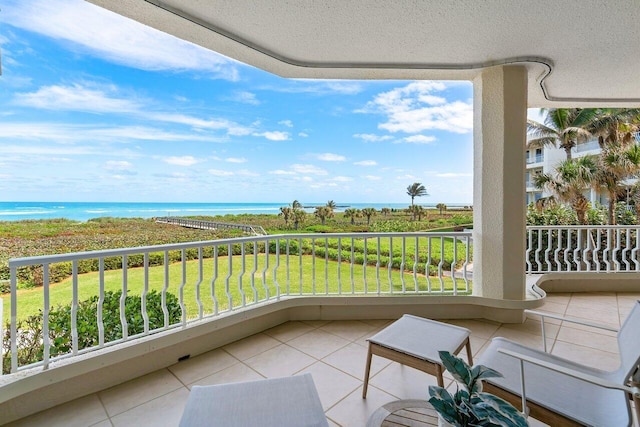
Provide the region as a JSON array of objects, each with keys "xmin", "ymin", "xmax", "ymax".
[
  {"xmin": 439, "ymin": 350, "xmax": 472, "ymax": 388},
  {"xmin": 472, "ymin": 392, "xmax": 529, "ymax": 427},
  {"xmin": 428, "ymin": 385, "xmax": 460, "ymax": 424}
]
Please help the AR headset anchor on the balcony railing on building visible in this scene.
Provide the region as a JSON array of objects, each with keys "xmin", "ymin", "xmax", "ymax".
[
  {"xmin": 5, "ymin": 225, "xmax": 640, "ymax": 376},
  {"xmin": 526, "ymin": 154, "xmax": 544, "ymax": 164}
]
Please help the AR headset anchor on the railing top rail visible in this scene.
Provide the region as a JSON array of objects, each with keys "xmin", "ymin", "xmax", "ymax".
[
  {"xmin": 155, "ymin": 217, "xmax": 254, "ymax": 228},
  {"xmin": 8, "ymin": 231, "xmax": 472, "ymax": 267},
  {"xmin": 526, "ymin": 225, "xmax": 640, "ymax": 230}
]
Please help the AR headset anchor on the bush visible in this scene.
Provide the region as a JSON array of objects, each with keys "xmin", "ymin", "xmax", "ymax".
[{"xmin": 2, "ymin": 290, "xmax": 181, "ymax": 374}]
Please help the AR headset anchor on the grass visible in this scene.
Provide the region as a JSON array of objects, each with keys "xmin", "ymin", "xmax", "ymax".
[{"xmin": 4, "ymin": 254, "xmax": 472, "ymax": 323}]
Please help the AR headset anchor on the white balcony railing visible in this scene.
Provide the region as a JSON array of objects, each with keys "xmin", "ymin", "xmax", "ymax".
[
  {"xmin": 5, "ymin": 232, "xmax": 472, "ymax": 374},
  {"xmin": 526, "ymin": 225, "xmax": 640, "ymax": 273}
]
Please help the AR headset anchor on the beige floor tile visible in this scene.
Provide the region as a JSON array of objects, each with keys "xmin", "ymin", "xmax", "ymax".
[
  {"xmin": 544, "ymin": 292, "xmax": 572, "ymax": 304},
  {"xmin": 287, "ymin": 329, "xmax": 351, "ymax": 359},
  {"xmin": 323, "ymin": 342, "xmax": 390, "ymax": 380},
  {"xmin": 89, "ymin": 420, "xmax": 113, "ymax": 427},
  {"xmin": 445, "ymin": 319, "xmax": 500, "ymax": 340},
  {"xmin": 501, "ymin": 317, "xmax": 561, "ymax": 339},
  {"xmin": 558, "ymin": 318, "xmax": 619, "ymax": 337},
  {"xmin": 98, "ymin": 369, "xmax": 183, "ymax": 417},
  {"xmin": 222, "ymin": 332, "xmax": 280, "ymax": 361},
  {"xmin": 301, "ymin": 319, "xmax": 332, "ymax": 328},
  {"xmin": 617, "ymin": 292, "xmax": 640, "ymax": 301},
  {"xmin": 110, "ymin": 387, "xmax": 189, "ymax": 427},
  {"xmin": 299, "ymin": 362, "xmax": 361, "ymax": 410},
  {"xmin": 263, "ymin": 321, "xmax": 314, "ymax": 342},
  {"xmin": 319, "ymin": 320, "xmax": 377, "ymax": 341},
  {"xmin": 188, "ymin": 362, "xmax": 264, "ymax": 387},
  {"xmin": 359, "ymin": 319, "xmax": 394, "ymax": 328},
  {"xmin": 369, "ymin": 362, "xmax": 439, "ymax": 401},
  {"xmin": 326, "ymin": 418, "xmax": 340, "ymax": 427},
  {"xmin": 168, "ymin": 348, "xmax": 237, "ymax": 385},
  {"xmin": 556, "ymin": 325, "xmax": 619, "ymax": 353},
  {"xmin": 564, "ymin": 305, "xmax": 620, "ymax": 327},
  {"xmin": 244, "ymin": 343, "xmax": 316, "ymax": 377},
  {"xmin": 551, "ymin": 341, "xmax": 621, "ymax": 371},
  {"xmin": 468, "ymin": 336, "xmax": 487, "ymax": 359},
  {"xmin": 490, "ymin": 327, "xmax": 554, "ymax": 352},
  {"xmin": 325, "ymin": 385, "xmax": 397, "ymax": 427},
  {"xmin": 536, "ymin": 300, "xmax": 568, "ymax": 315},
  {"xmin": 7, "ymin": 395, "xmax": 108, "ymax": 427}
]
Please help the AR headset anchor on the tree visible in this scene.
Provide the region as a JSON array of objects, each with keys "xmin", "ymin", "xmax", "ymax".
[
  {"xmin": 381, "ymin": 207, "xmax": 391, "ymax": 217},
  {"xmin": 361, "ymin": 207, "xmax": 377, "ymax": 225},
  {"xmin": 534, "ymin": 156, "xmax": 599, "ymax": 224},
  {"xmin": 314, "ymin": 206, "xmax": 333, "ymax": 225},
  {"xmin": 436, "ymin": 203, "xmax": 447, "ymax": 215},
  {"xmin": 279, "ymin": 206, "xmax": 293, "ymax": 226},
  {"xmin": 292, "ymin": 209, "xmax": 306, "ymax": 230},
  {"xmin": 343, "ymin": 208, "xmax": 360, "ymax": 225},
  {"xmin": 326, "ymin": 200, "xmax": 337, "ymax": 211},
  {"xmin": 527, "ymin": 108, "xmax": 599, "ymax": 160},
  {"xmin": 406, "ymin": 182, "xmax": 428, "ymax": 206},
  {"xmin": 410, "ymin": 205, "xmax": 426, "ymax": 221},
  {"xmin": 291, "ymin": 200, "xmax": 302, "ymax": 209}
]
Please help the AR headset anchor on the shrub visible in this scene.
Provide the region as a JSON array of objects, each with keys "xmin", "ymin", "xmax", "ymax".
[{"xmin": 2, "ymin": 290, "xmax": 181, "ymax": 374}]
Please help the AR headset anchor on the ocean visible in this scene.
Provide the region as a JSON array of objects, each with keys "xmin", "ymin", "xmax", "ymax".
[{"xmin": 0, "ymin": 201, "xmax": 472, "ymax": 222}]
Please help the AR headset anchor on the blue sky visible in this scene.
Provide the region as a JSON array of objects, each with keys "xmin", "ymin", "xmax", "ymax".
[{"xmin": 0, "ymin": 0, "xmax": 477, "ymax": 204}]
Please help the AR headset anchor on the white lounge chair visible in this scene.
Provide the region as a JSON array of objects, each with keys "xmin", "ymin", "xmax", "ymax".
[{"xmin": 476, "ymin": 300, "xmax": 640, "ymax": 427}]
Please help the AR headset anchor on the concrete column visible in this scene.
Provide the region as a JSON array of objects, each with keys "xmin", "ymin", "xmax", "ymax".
[{"xmin": 473, "ymin": 66, "xmax": 527, "ymax": 300}]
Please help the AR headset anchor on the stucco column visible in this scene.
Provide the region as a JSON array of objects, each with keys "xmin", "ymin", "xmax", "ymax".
[{"xmin": 472, "ymin": 66, "xmax": 527, "ymax": 300}]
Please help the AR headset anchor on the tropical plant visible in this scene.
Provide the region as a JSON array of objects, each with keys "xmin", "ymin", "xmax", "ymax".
[
  {"xmin": 361, "ymin": 207, "xmax": 377, "ymax": 225},
  {"xmin": 343, "ymin": 208, "xmax": 360, "ymax": 225},
  {"xmin": 314, "ymin": 206, "xmax": 333, "ymax": 225},
  {"xmin": 407, "ymin": 182, "xmax": 428, "ymax": 206},
  {"xmin": 409, "ymin": 204, "xmax": 426, "ymax": 221},
  {"xmin": 292, "ymin": 200, "xmax": 302, "ymax": 209},
  {"xmin": 428, "ymin": 351, "xmax": 529, "ymax": 427},
  {"xmin": 326, "ymin": 200, "xmax": 337, "ymax": 211},
  {"xmin": 292, "ymin": 208, "xmax": 306, "ymax": 230},
  {"xmin": 279, "ymin": 206, "xmax": 293, "ymax": 226},
  {"xmin": 436, "ymin": 203, "xmax": 447, "ymax": 215},
  {"xmin": 596, "ymin": 144, "xmax": 640, "ymax": 224},
  {"xmin": 527, "ymin": 108, "xmax": 598, "ymax": 159},
  {"xmin": 534, "ymin": 156, "xmax": 599, "ymax": 224},
  {"xmin": 381, "ymin": 207, "xmax": 391, "ymax": 217}
]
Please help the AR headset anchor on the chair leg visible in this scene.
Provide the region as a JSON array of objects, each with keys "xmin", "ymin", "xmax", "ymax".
[
  {"xmin": 465, "ymin": 338, "xmax": 473, "ymax": 365},
  {"xmin": 362, "ymin": 345, "xmax": 373, "ymax": 398}
]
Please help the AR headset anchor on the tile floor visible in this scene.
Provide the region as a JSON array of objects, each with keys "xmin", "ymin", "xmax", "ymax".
[{"xmin": 7, "ymin": 291, "xmax": 640, "ymax": 427}]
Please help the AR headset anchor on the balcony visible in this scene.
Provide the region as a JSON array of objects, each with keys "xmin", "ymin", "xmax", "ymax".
[
  {"xmin": 4, "ymin": 291, "xmax": 638, "ymax": 426},
  {"xmin": 526, "ymin": 155, "xmax": 544, "ymax": 165},
  {"xmin": 2, "ymin": 227, "xmax": 640, "ymax": 424}
]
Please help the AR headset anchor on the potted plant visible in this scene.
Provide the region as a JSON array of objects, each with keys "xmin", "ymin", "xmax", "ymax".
[{"xmin": 428, "ymin": 351, "xmax": 529, "ymax": 427}]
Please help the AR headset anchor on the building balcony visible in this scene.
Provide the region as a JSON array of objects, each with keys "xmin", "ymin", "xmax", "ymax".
[
  {"xmin": 2, "ymin": 228, "xmax": 640, "ymax": 425},
  {"xmin": 525, "ymin": 155, "xmax": 544, "ymax": 166}
]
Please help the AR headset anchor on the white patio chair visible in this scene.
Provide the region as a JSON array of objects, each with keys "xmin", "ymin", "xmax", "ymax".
[{"xmin": 476, "ymin": 300, "xmax": 640, "ymax": 427}]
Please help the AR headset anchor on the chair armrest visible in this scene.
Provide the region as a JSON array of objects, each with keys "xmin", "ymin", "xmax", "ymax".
[
  {"xmin": 497, "ymin": 348, "xmax": 640, "ymax": 397},
  {"xmin": 524, "ymin": 309, "xmax": 619, "ymax": 333}
]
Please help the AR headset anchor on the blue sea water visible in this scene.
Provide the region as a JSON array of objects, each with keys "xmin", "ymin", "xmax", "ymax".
[{"xmin": 0, "ymin": 201, "xmax": 470, "ymax": 222}]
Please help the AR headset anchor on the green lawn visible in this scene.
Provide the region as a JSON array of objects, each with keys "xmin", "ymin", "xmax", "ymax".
[{"xmin": 4, "ymin": 254, "xmax": 472, "ymax": 323}]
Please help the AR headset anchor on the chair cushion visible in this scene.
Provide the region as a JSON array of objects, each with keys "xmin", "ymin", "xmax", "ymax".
[
  {"xmin": 179, "ymin": 373, "xmax": 329, "ymax": 427},
  {"xmin": 476, "ymin": 337, "xmax": 631, "ymax": 427}
]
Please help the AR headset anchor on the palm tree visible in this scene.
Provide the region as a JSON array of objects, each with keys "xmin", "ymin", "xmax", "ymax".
[
  {"xmin": 292, "ymin": 200, "xmax": 302, "ymax": 209},
  {"xmin": 361, "ymin": 207, "xmax": 377, "ymax": 225},
  {"xmin": 325, "ymin": 200, "xmax": 337, "ymax": 211},
  {"xmin": 436, "ymin": 203, "xmax": 447, "ymax": 215},
  {"xmin": 410, "ymin": 205, "xmax": 426, "ymax": 221},
  {"xmin": 407, "ymin": 182, "xmax": 428, "ymax": 206},
  {"xmin": 292, "ymin": 209, "xmax": 306, "ymax": 230},
  {"xmin": 343, "ymin": 208, "xmax": 360, "ymax": 225},
  {"xmin": 534, "ymin": 156, "xmax": 599, "ymax": 224},
  {"xmin": 381, "ymin": 207, "xmax": 391, "ymax": 217},
  {"xmin": 527, "ymin": 108, "xmax": 599, "ymax": 159},
  {"xmin": 279, "ymin": 206, "xmax": 293, "ymax": 226},
  {"xmin": 314, "ymin": 206, "xmax": 333, "ymax": 225}
]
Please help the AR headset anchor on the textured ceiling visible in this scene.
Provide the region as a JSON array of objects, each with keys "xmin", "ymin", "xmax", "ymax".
[{"xmin": 88, "ymin": 0, "xmax": 640, "ymax": 107}]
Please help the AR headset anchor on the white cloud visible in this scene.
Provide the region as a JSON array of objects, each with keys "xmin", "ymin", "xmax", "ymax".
[
  {"xmin": 396, "ymin": 174, "xmax": 420, "ymax": 181},
  {"xmin": 14, "ymin": 83, "xmax": 253, "ymax": 135},
  {"xmin": 164, "ymin": 156, "xmax": 200, "ymax": 166},
  {"xmin": 363, "ymin": 175, "xmax": 382, "ymax": 180},
  {"xmin": 225, "ymin": 157, "xmax": 247, "ymax": 163},
  {"xmin": 435, "ymin": 172, "xmax": 472, "ymax": 178},
  {"xmin": 332, "ymin": 176, "xmax": 352, "ymax": 182},
  {"xmin": 254, "ymin": 131, "xmax": 290, "ymax": 141},
  {"xmin": 317, "ymin": 153, "xmax": 346, "ymax": 162},
  {"xmin": 263, "ymin": 80, "xmax": 363, "ymax": 95},
  {"xmin": 359, "ymin": 81, "xmax": 473, "ymax": 134},
  {"xmin": 353, "ymin": 133, "xmax": 393, "ymax": 142},
  {"xmin": 105, "ymin": 160, "xmax": 133, "ymax": 170},
  {"xmin": 291, "ymin": 164, "xmax": 328, "ymax": 175},
  {"xmin": 231, "ymin": 91, "xmax": 260, "ymax": 105},
  {"xmin": 236, "ymin": 169, "xmax": 259, "ymax": 177},
  {"xmin": 269, "ymin": 170, "xmax": 296, "ymax": 175},
  {"xmin": 402, "ymin": 135, "xmax": 437, "ymax": 144},
  {"xmin": 2, "ymin": 0, "xmax": 239, "ymax": 79},
  {"xmin": 208, "ymin": 169, "xmax": 234, "ymax": 176},
  {"xmin": 278, "ymin": 120, "xmax": 293, "ymax": 128},
  {"xmin": 354, "ymin": 160, "xmax": 377, "ymax": 166},
  {"xmin": 298, "ymin": 132, "xmax": 309, "ymax": 137}
]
